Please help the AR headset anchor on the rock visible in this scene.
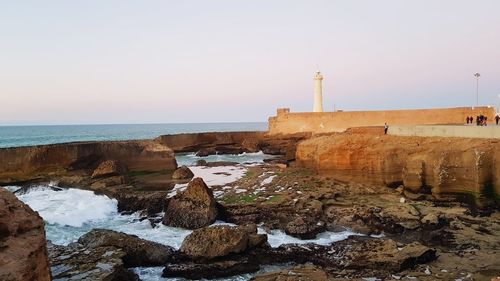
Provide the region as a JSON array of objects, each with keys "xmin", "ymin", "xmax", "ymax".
[
  {"xmin": 172, "ymin": 165, "xmax": 194, "ymax": 180},
  {"xmin": 91, "ymin": 160, "xmax": 127, "ymax": 179},
  {"xmin": 163, "ymin": 258, "xmax": 260, "ymax": 279},
  {"xmin": 77, "ymin": 229, "xmax": 175, "ymax": 267},
  {"xmin": 196, "ymin": 148, "xmax": 216, "ymax": 157},
  {"xmin": 196, "ymin": 159, "xmax": 207, "ymax": 166},
  {"xmin": 421, "ymin": 213, "xmax": 439, "ymax": 225},
  {"xmin": 48, "ymin": 242, "xmax": 138, "ymax": 281},
  {"xmin": 111, "ymin": 189, "xmax": 168, "ymax": 216},
  {"xmin": 0, "ymin": 189, "xmax": 51, "ymax": 281},
  {"xmin": 284, "ymin": 217, "xmax": 325, "ymax": 239},
  {"xmin": 163, "ymin": 177, "xmax": 217, "ymax": 229},
  {"xmin": 250, "ymin": 264, "xmax": 329, "ymax": 281},
  {"xmin": 0, "ymin": 140, "xmax": 177, "ymax": 186},
  {"xmin": 179, "ymin": 225, "xmax": 267, "ymax": 260}
]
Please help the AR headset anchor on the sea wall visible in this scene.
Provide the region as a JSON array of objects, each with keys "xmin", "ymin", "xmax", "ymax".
[
  {"xmin": 0, "ymin": 140, "xmax": 177, "ymax": 185},
  {"xmin": 388, "ymin": 125, "xmax": 500, "ymax": 139},
  {"xmin": 295, "ymin": 134, "xmax": 500, "ymax": 200},
  {"xmin": 268, "ymin": 106, "xmax": 496, "ymax": 135}
]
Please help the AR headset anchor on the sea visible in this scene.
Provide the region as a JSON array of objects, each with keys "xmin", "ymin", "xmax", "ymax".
[
  {"xmin": 0, "ymin": 122, "xmax": 267, "ymax": 148},
  {"xmin": 1, "ymin": 123, "xmax": 359, "ymax": 280}
]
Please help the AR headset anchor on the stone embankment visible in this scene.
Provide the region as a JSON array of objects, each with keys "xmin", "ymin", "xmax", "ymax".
[
  {"xmin": 0, "ymin": 140, "xmax": 177, "ymax": 186},
  {"xmin": 0, "ymin": 188, "xmax": 51, "ymax": 281},
  {"xmin": 296, "ymin": 133, "xmax": 500, "ymax": 203}
]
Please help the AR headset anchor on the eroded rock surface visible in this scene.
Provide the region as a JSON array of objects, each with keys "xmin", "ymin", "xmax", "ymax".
[
  {"xmin": 179, "ymin": 224, "xmax": 267, "ymax": 260},
  {"xmin": 0, "ymin": 189, "xmax": 51, "ymax": 281},
  {"xmin": 163, "ymin": 177, "xmax": 217, "ymax": 229},
  {"xmin": 172, "ymin": 165, "xmax": 194, "ymax": 180}
]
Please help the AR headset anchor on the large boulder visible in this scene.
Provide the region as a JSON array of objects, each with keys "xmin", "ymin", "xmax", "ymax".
[
  {"xmin": 0, "ymin": 189, "xmax": 51, "ymax": 281},
  {"xmin": 179, "ymin": 224, "xmax": 267, "ymax": 260},
  {"xmin": 162, "ymin": 177, "xmax": 217, "ymax": 229},
  {"xmin": 77, "ymin": 229, "xmax": 175, "ymax": 267},
  {"xmin": 172, "ymin": 165, "xmax": 194, "ymax": 180}
]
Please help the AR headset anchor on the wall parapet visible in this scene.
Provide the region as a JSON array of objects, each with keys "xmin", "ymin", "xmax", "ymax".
[{"xmin": 268, "ymin": 106, "xmax": 496, "ymax": 135}]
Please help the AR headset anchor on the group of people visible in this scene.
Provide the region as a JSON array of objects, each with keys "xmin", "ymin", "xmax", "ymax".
[{"xmin": 466, "ymin": 114, "xmax": 500, "ymax": 126}]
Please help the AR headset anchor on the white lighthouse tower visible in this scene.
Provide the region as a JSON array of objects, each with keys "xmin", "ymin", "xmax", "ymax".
[{"xmin": 313, "ymin": 71, "xmax": 324, "ymax": 112}]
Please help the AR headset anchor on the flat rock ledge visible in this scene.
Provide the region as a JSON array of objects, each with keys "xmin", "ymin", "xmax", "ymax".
[{"xmin": 49, "ymin": 229, "xmax": 175, "ymax": 281}]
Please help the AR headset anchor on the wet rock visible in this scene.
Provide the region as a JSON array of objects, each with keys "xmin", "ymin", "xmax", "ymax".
[
  {"xmin": 196, "ymin": 159, "xmax": 207, "ymax": 166},
  {"xmin": 163, "ymin": 258, "xmax": 259, "ymax": 279},
  {"xmin": 78, "ymin": 229, "xmax": 175, "ymax": 267},
  {"xmin": 250, "ymin": 264, "xmax": 329, "ymax": 281},
  {"xmin": 172, "ymin": 165, "xmax": 194, "ymax": 180},
  {"xmin": 111, "ymin": 190, "xmax": 168, "ymax": 216},
  {"xmin": 284, "ymin": 217, "xmax": 325, "ymax": 239},
  {"xmin": 0, "ymin": 189, "xmax": 51, "ymax": 281},
  {"xmin": 180, "ymin": 224, "xmax": 267, "ymax": 260},
  {"xmin": 163, "ymin": 177, "xmax": 217, "ymax": 229},
  {"xmin": 48, "ymin": 242, "xmax": 138, "ymax": 281},
  {"xmin": 196, "ymin": 148, "xmax": 216, "ymax": 157}
]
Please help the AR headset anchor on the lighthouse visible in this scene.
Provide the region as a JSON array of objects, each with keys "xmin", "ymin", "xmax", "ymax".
[{"xmin": 313, "ymin": 71, "xmax": 324, "ymax": 112}]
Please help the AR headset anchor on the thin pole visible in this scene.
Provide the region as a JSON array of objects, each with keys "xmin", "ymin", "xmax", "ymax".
[{"xmin": 476, "ymin": 77, "xmax": 479, "ymax": 106}]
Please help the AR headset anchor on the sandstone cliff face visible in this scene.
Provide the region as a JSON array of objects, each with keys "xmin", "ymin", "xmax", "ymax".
[
  {"xmin": 0, "ymin": 188, "xmax": 51, "ymax": 281},
  {"xmin": 156, "ymin": 131, "xmax": 311, "ymax": 160},
  {"xmin": 0, "ymin": 140, "xmax": 177, "ymax": 185},
  {"xmin": 296, "ymin": 134, "xmax": 500, "ymax": 200}
]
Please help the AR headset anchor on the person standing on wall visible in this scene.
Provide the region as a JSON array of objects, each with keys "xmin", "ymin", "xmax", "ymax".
[
  {"xmin": 495, "ymin": 114, "xmax": 500, "ymax": 125},
  {"xmin": 466, "ymin": 116, "xmax": 470, "ymax": 124},
  {"xmin": 384, "ymin": 123, "xmax": 388, "ymax": 135}
]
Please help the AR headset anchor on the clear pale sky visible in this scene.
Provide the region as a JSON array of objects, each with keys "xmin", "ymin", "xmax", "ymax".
[{"xmin": 1, "ymin": 0, "xmax": 499, "ymax": 125}]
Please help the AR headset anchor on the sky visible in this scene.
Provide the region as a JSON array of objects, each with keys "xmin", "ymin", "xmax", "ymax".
[{"xmin": 1, "ymin": 0, "xmax": 499, "ymax": 125}]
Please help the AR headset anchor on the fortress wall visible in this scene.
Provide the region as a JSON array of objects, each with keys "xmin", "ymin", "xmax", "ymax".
[
  {"xmin": 389, "ymin": 125, "xmax": 500, "ymax": 139},
  {"xmin": 268, "ymin": 106, "xmax": 496, "ymax": 134}
]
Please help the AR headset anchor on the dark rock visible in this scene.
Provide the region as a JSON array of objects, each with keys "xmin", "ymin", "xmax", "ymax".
[
  {"xmin": 163, "ymin": 258, "xmax": 260, "ymax": 279},
  {"xmin": 284, "ymin": 217, "xmax": 326, "ymax": 239},
  {"xmin": 196, "ymin": 148, "xmax": 216, "ymax": 157},
  {"xmin": 172, "ymin": 165, "xmax": 194, "ymax": 180},
  {"xmin": 195, "ymin": 159, "xmax": 207, "ymax": 166},
  {"xmin": 48, "ymin": 242, "xmax": 139, "ymax": 281},
  {"xmin": 163, "ymin": 178, "xmax": 217, "ymax": 229},
  {"xmin": 77, "ymin": 229, "xmax": 175, "ymax": 267}
]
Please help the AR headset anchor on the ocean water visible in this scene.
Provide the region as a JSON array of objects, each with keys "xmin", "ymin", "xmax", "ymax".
[{"xmin": 0, "ymin": 122, "xmax": 267, "ymax": 148}]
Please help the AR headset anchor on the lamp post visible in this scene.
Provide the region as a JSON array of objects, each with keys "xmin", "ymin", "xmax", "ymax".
[
  {"xmin": 474, "ymin": 73, "xmax": 480, "ymax": 106},
  {"xmin": 497, "ymin": 94, "xmax": 500, "ymax": 115}
]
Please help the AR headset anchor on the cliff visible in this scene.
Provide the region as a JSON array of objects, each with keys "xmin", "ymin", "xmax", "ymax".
[
  {"xmin": 0, "ymin": 140, "xmax": 177, "ymax": 185},
  {"xmin": 295, "ymin": 134, "xmax": 500, "ymax": 201},
  {"xmin": 156, "ymin": 131, "xmax": 311, "ymax": 160},
  {"xmin": 0, "ymin": 188, "xmax": 51, "ymax": 281}
]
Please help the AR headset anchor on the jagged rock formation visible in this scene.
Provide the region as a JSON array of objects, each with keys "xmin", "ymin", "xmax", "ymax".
[
  {"xmin": 49, "ymin": 229, "xmax": 175, "ymax": 280},
  {"xmin": 296, "ymin": 134, "xmax": 500, "ymax": 201},
  {"xmin": 0, "ymin": 189, "xmax": 51, "ymax": 281},
  {"xmin": 0, "ymin": 140, "xmax": 177, "ymax": 186},
  {"xmin": 163, "ymin": 177, "xmax": 217, "ymax": 229}
]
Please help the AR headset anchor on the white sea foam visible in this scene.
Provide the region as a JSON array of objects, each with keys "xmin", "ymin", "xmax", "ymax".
[
  {"xmin": 5, "ymin": 185, "xmax": 360, "ymax": 251},
  {"xmin": 15, "ymin": 186, "xmax": 117, "ymax": 227},
  {"xmin": 260, "ymin": 228, "xmax": 362, "ymax": 248},
  {"xmin": 176, "ymin": 151, "xmax": 275, "ymax": 166},
  {"xmin": 189, "ymin": 166, "xmax": 247, "ymax": 186}
]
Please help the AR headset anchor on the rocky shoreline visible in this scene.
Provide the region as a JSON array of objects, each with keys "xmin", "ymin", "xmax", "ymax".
[{"xmin": 1, "ymin": 130, "xmax": 499, "ymax": 280}]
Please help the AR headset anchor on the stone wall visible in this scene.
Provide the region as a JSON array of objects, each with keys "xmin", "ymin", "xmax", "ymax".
[{"xmin": 268, "ymin": 106, "xmax": 496, "ymax": 135}]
